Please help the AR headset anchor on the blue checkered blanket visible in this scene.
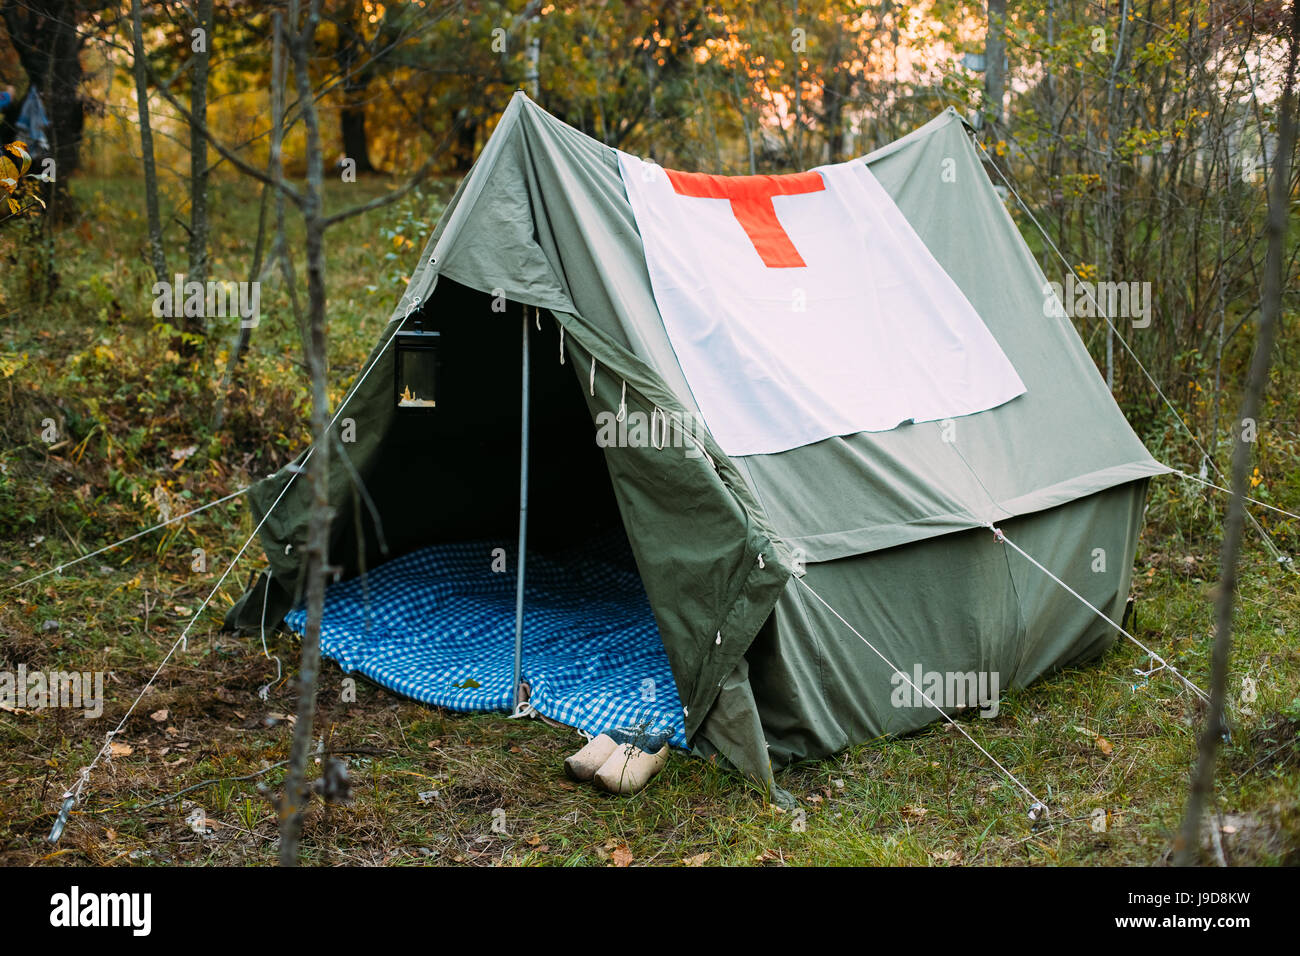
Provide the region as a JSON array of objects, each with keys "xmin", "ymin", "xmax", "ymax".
[{"xmin": 284, "ymin": 536, "xmax": 687, "ymax": 748}]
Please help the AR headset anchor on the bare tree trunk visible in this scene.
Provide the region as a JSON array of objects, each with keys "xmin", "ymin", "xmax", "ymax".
[
  {"xmin": 1174, "ymin": 0, "xmax": 1298, "ymax": 866},
  {"xmin": 129, "ymin": 0, "xmax": 453, "ymax": 863},
  {"xmin": 823, "ymin": 31, "xmax": 848, "ymax": 164},
  {"xmin": 263, "ymin": 9, "xmax": 303, "ymax": 349},
  {"xmin": 792, "ymin": 0, "xmax": 802, "ymax": 168},
  {"xmin": 1101, "ymin": 0, "xmax": 1130, "ymax": 391},
  {"xmin": 336, "ymin": 0, "xmax": 376, "ymax": 173},
  {"xmin": 212, "ymin": 12, "xmax": 281, "ymax": 431},
  {"xmin": 735, "ymin": 73, "xmax": 756, "ymax": 174},
  {"xmin": 188, "ymin": 0, "xmax": 214, "ymax": 324},
  {"xmin": 279, "ymin": 0, "xmax": 332, "ymax": 868},
  {"xmin": 984, "ymin": 0, "xmax": 1006, "ymax": 136},
  {"xmin": 339, "ymin": 105, "xmax": 373, "ymax": 171},
  {"xmin": 130, "ymin": 0, "xmax": 167, "ymax": 286},
  {"xmin": 1210, "ymin": 167, "xmax": 1227, "ymax": 468},
  {"xmin": 210, "ymin": 185, "xmax": 268, "ymax": 430}
]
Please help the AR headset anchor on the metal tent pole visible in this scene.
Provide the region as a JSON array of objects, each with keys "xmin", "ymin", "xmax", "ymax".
[{"xmin": 512, "ymin": 307, "xmax": 531, "ymax": 712}]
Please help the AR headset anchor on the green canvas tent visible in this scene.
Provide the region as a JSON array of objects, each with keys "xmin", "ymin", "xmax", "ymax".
[{"xmin": 225, "ymin": 93, "xmax": 1167, "ymax": 797}]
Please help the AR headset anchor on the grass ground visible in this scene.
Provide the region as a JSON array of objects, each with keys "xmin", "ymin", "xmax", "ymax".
[{"xmin": 0, "ymin": 173, "xmax": 1297, "ymax": 867}]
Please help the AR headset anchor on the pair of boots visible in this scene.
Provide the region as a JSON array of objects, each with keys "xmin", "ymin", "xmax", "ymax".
[{"xmin": 564, "ymin": 729, "xmax": 669, "ymax": 794}]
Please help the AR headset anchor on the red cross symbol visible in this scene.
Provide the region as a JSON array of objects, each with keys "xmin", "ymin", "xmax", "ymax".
[{"xmin": 664, "ymin": 168, "xmax": 826, "ymax": 268}]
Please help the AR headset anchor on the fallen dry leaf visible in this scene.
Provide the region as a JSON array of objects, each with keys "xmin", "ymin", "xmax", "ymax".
[
  {"xmin": 681, "ymin": 852, "xmax": 711, "ymax": 867},
  {"xmin": 610, "ymin": 844, "xmax": 634, "ymax": 867},
  {"xmin": 150, "ymin": 709, "xmax": 168, "ymax": 722},
  {"xmin": 109, "ymin": 741, "xmax": 133, "ymax": 758},
  {"xmin": 1095, "ymin": 736, "xmax": 1114, "ymax": 756}
]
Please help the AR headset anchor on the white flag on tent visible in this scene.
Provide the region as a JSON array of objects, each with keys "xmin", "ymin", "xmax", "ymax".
[{"xmin": 617, "ymin": 152, "xmax": 1027, "ymax": 457}]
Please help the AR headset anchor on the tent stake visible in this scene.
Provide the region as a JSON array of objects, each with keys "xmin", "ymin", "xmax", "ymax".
[{"xmin": 513, "ymin": 307, "xmax": 531, "ymax": 711}]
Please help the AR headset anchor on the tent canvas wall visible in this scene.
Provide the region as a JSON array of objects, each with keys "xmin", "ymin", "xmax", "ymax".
[{"xmin": 225, "ymin": 93, "xmax": 1167, "ymax": 796}]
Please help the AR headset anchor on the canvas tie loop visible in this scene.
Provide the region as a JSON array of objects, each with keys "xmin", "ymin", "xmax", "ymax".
[
  {"xmin": 558, "ymin": 324, "xmax": 565, "ymax": 364},
  {"xmin": 757, "ymin": 553, "xmax": 765, "ymax": 569},
  {"xmin": 403, "ymin": 295, "xmax": 421, "ymax": 323},
  {"xmin": 535, "ymin": 307, "xmax": 541, "ymax": 331},
  {"xmin": 1133, "ymin": 659, "xmax": 1168, "ymax": 691},
  {"xmin": 589, "ymin": 355, "xmax": 596, "ymax": 396},
  {"xmin": 101, "ymin": 729, "xmax": 120, "ymax": 763},
  {"xmin": 617, "ymin": 380, "xmax": 627, "ymax": 422},
  {"xmin": 651, "ymin": 408, "xmax": 666, "ymax": 449},
  {"xmin": 258, "ymin": 569, "xmax": 283, "ymax": 691}
]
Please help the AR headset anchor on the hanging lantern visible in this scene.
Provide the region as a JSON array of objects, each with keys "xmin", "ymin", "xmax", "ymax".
[{"xmin": 394, "ymin": 316, "xmax": 440, "ymax": 411}]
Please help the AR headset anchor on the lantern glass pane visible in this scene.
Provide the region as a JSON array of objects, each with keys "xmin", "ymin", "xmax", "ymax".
[{"xmin": 398, "ymin": 348, "xmax": 437, "ymax": 408}]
